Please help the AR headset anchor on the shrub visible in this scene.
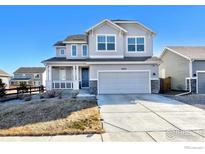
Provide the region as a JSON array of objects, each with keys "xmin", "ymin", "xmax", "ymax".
[
  {"xmin": 18, "ymin": 82, "xmax": 28, "ymax": 93},
  {"xmin": 71, "ymin": 90, "xmax": 79, "ymax": 98},
  {"xmin": 44, "ymin": 90, "xmax": 61, "ymax": 98},
  {"xmin": 0, "ymin": 79, "xmax": 6, "ymax": 98}
]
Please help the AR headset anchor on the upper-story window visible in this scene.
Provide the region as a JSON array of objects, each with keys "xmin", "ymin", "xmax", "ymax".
[
  {"xmin": 60, "ymin": 48, "xmax": 65, "ymax": 55},
  {"xmin": 34, "ymin": 74, "xmax": 40, "ymax": 79},
  {"xmin": 82, "ymin": 44, "xmax": 88, "ymax": 57},
  {"xmin": 71, "ymin": 45, "xmax": 77, "ymax": 57},
  {"xmin": 127, "ymin": 37, "xmax": 145, "ymax": 52},
  {"xmin": 97, "ymin": 35, "xmax": 116, "ymax": 51}
]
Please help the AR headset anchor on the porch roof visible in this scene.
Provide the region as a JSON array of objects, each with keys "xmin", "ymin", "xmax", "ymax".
[{"xmin": 42, "ymin": 56, "xmax": 161, "ymax": 63}]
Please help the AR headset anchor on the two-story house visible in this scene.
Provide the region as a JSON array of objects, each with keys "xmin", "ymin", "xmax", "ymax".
[
  {"xmin": 10, "ymin": 67, "xmax": 46, "ymax": 88},
  {"xmin": 42, "ymin": 19, "xmax": 161, "ymax": 94}
]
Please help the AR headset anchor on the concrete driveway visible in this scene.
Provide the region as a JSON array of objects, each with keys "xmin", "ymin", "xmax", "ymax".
[{"xmin": 97, "ymin": 94, "xmax": 205, "ymax": 142}]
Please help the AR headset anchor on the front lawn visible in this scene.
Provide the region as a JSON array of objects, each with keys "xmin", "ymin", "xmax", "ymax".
[{"xmin": 0, "ymin": 98, "xmax": 103, "ymax": 136}]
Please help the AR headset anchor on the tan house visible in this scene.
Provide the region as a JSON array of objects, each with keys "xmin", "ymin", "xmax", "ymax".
[
  {"xmin": 159, "ymin": 46, "xmax": 205, "ymax": 94},
  {"xmin": 0, "ymin": 69, "xmax": 11, "ymax": 89},
  {"xmin": 10, "ymin": 67, "xmax": 46, "ymax": 88},
  {"xmin": 42, "ymin": 19, "xmax": 161, "ymax": 95}
]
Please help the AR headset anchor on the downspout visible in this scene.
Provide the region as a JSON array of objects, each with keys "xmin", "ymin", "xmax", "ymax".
[{"xmin": 175, "ymin": 59, "xmax": 193, "ymax": 96}]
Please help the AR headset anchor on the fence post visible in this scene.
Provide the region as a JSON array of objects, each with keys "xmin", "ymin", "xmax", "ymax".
[{"xmin": 30, "ymin": 86, "xmax": 31, "ymax": 95}]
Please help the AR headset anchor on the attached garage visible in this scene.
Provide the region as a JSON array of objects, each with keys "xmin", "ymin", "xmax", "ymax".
[
  {"xmin": 98, "ymin": 70, "xmax": 151, "ymax": 94},
  {"xmin": 197, "ymin": 71, "xmax": 205, "ymax": 94}
]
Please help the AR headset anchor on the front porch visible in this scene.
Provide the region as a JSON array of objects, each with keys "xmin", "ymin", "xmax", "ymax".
[{"xmin": 46, "ymin": 65, "xmax": 89, "ymax": 90}]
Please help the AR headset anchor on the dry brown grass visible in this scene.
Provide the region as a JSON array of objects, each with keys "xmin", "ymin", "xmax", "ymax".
[{"xmin": 0, "ymin": 98, "xmax": 103, "ymax": 136}]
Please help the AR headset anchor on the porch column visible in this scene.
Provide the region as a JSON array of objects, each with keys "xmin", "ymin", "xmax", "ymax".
[
  {"xmin": 72, "ymin": 65, "xmax": 79, "ymax": 90},
  {"xmin": 47, "ymin": 66, "xmax": 52, "ymax": 90}
]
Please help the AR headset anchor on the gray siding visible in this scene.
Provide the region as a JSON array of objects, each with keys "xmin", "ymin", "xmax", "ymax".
[
  {"xmin": 117, "ymin": 23, "xmax": 153, "ymax": 57},
  {"xmin": 159, "ymin": 49, "xmax": 190, "ymax": 90},
  {"xmin": 88, "ymin": 23, "xmax": 124, "ymax": 58},
  {"xmin": 90, "ymin": 64, "xmax": 158, "ymax": 79},
  {"xmin": 192, "ymin": 60, "xmax": 205, "ymax": 75}
]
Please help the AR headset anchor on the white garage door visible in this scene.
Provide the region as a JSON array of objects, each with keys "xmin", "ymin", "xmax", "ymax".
[{"xmin": 98, "ymin": 71, "xmax": 150, "ymax": 94}]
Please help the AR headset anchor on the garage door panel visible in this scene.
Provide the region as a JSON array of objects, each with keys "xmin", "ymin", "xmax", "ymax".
[
  {"xmin": 98, "ymin": 71, "xmax": 150, "ymax": 94},
  {"xmin": 198, "ymin": 72, "xmax": 205, "ymax": 94}
]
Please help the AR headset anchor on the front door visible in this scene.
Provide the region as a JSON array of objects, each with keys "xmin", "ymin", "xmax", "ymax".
[{"xmin": 81, "ymin": 68, "xmax": 89, "ymax": 88}]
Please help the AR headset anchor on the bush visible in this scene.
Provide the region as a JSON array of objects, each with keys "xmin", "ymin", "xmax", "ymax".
[
  {"xmin": 71, "ymin": 90, "xmax": 79, "ymax": 98},
  {"xmin": 0, "ymin": 79, "xmax": 6, "ymax": 98},
  {"xmin": 18, "ymin": 82, "xmax": 28, "ymax": 93},
  {"xmin": 44, "ymin": 90, "xmax": 61, "ymax": 98}
]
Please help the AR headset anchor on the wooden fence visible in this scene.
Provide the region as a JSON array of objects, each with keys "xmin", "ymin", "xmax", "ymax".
[
  {"xmin": 160, "ymin": 77, "xmax": 171, "ymax": 93},
  {"xmin": 0, "ymin": 86, "xmax": 45, "ymax": 102}
]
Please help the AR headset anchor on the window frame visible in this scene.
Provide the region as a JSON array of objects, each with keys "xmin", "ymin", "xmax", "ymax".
[
  {"xmin": 34, "ymin": 73, "xmax": 40, "ymax": 79},
  {"xmin": 70, "ymin": 44, "xmax": 78, "ymax": 57},
  {"xmin": 81, "ymin": 44, "xmax": 88, "ymax": 57},
  {"xmin": 126, "ymin": 36, "xmax": 146, "ymax": 53},
  {"xmin": 96, "ymin": 34, "xmax": 116, "ymax": 52},
  {"xmin": 60, "ymin": 48, "xmax": 65, "ymax": 56}
]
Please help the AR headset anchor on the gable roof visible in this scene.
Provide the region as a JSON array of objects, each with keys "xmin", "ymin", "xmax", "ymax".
[
  {"xmin": 111, "ymin": 19, "xmax": 156, "ymax": 35},
  {"xmin": 161, "ymin": 46, "xmax": 205, "ymax": 60},
  {"xmin": 63, "ymin": 34, "xmax": 87, "ymax": 43},
  {"xmin": 86, "ymin": 19, "xmax": 128, "ymax": 33},
  {"xmin": 0, "ymin": 69, "xmax": 11, "ymax": 77},
  {"xmin": 14, "ymin": 67, "xmax": 45, "ymax": 74}
]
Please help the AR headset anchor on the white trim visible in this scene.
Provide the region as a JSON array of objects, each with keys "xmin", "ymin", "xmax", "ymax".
[
  {"xmin": 97, "ymin": 70, "xmax": 151, "ymax": 94},
  {"xmin": 196, "ymin": 70, "xmax": 205, "ymax": 94},
  {"xmin": 86, "ymin": 61, "xmax": 160, "ymax": 65},
  {"xmin": 59, "ymin": 48, "xmax": 66, "ymax": 57},
  {"xmin": 89, "ymin": 78, "xmax": 98, "ymax": 81},
  {"xmin": 150, "ymin": 78, "xmax": 159, "ymax": 80},
  {"xmin": 160, "ymin": 47, "xmax": 191, "ymax": 60},
  {"xmin": 86, "ymin": 19, "xmax": 127, "ymax": 33},
  {"xmin": 70, "ymin": 44, "xmax": 78, "ymax": 57},
  {"xmin": 81, "ymin": 44, "xmax": 88, "ymax": 57},
  {"xmin": 126, "ymin": 36, "xmax": 146, "ymax": 53},
  {"xmin": 96, "ymin": 34, "xmax": 117, "ymax": 52},
  {"xmin": 89, "ymin": 55, "xmax": 123, "ymax": 59}
]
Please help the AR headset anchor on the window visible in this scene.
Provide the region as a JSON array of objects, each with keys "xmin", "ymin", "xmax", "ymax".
[
  {"xmin": 97, "ymin": 35, "xmax": 116, "ymax": 51},
  {"xmin": 71, "ymin": 45, "xmax": 77, "ymax": 56},
  {"xmin": 82, "ymin": 45, "xmax": 88, "ymax": 56},
  {"xmin": 127, "ymin": 37, "xmax": 145, "ymax": 52},
  {"xmin": 34, "ymin": 74, "xmax": 40, "ymax": 79},
  {"xmin": 59, "ymin": 69, "xmax": 66, "ymax": 81},
  {"xmin": 60, "ymin": 48, "xmax": 65, "ymax": 55}
]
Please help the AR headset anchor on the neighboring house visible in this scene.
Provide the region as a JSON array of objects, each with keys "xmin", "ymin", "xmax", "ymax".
[
  {"xmin": 42, "ymin": 19, "xmax": 161, "ymax": 94},
  {"xmin": 0, "ymin": 69, "xmax": 11, "ymax": 89},
  {"xmin": 10, "ymin": 67, "xmax": 46, "ymax": 87},
  {"xmin": 159, "ymin": 46, "xmax": 205, "ymax": 94}
]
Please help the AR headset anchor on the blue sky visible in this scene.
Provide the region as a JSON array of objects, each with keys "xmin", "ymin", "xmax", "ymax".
[{"xmin": 0, "ymin": 5, "xmax": 205, "ymax": 74}]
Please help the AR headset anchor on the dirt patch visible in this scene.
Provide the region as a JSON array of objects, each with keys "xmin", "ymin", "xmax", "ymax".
[
  {"xmin": 164, "ymin": 94, "xmax": 205, "ymax": 110},
  {"xmin": 0, "ymin": 98, "xmax": 103, "ymax": 136}
]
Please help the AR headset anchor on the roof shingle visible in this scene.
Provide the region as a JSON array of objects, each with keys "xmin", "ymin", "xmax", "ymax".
[
  {"xmin": 64, "ymin": 34, "xmax": 87, "ymax": 42},
  {"xmin": 0, "ymin": 69, "xmax": 11, "ymax": 77},
  {"xmin": 14, "ymin": 67, "xmax": 45, "ymax": 74},
  {"xmin": 167, "ymin": 46, "xmax": 205, "ymax": 60}
]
